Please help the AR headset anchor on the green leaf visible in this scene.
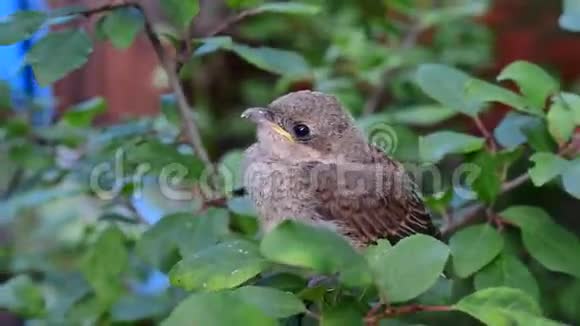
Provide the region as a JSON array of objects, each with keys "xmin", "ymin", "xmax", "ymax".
[
  {"xmin": 80, "ymin": 226, "xmax": 128, "ymax": 304},
  {"xmin": 226, "ymin": 0, "xmax": 263, "ymax": 9},
  {"xmin": 493, "ymin": 112, "xmax": 539, "ymax": 148},
  {"xmin": 471, "ymin": 151, "xmax": 502, "ymax": 203},
  {"xmin": 450, "ymin": 224, "xmax": 503, "ymax": 278},
  {"xmin": 26, "ymin": 29, "xmax": 93, "ymax": 86},
  {"xmin": 255, "ymin": 3, "xmax": 321, "ymax": 15},
  {"xmin": 454, "ymin": 287, "xmax": 558, "ymax": 326},
  {"xmin": 424, "ymin": 190, "xmax": 454, "ymax": 215},
  {"xmin": 321, "ymin": 299, "xmax": 364, "ymax": 326},
  {"xmin": 364, "ymin": 239, "xmax": 393, "ymax": 269},
  {"xmin": 557, "ymin": 92, "xmax": 580, "ymax": 124},
  {"xmin": 528, "ymin": 152, "xmax": 569, "ymax": 186},
  {"xmin": 61, "ymin": 97, "xmax": 106, "ymax": 127},
  {"xmin": 161, "ymin": 0, "xmax": 200, "ymax": 28},
  {"xmin": 160, "ymin": 94, "xmax": 180, "ymax": 125},
  {"xmin": 560, "ymin": 0, "xmax": 580, "ymax": 32},
  {"xmin": 231, "ymin": 44, "xmax": 310, "ymax": 77},
  {"xmin": 547, "ymin": 95, "xmax": 577, "ymax": 143},
  {"xmin": 111, "ymin": 294, "xmax": 172, "ymax": 322},
  {"xmin": 559, "ymin": 280, "xmax": 580, "ymax": 321},
  {"xmin": 234, "ymin": 286, "xmax": 305, "ymax": 318},
  {"xmin": 136, "ymin": 209, "xmax": 230, "ymax": 270},
  {"xmin": 125, "ymin": 140, "xmax": 205, "ymax": 180},
  {"xmin": 193, "ymin": 38, "xmax": 310, "ymax": 77},
  {"xmin": 0, "ymin": 275, "xmax": 45, "ymax": 317},
  {"xmin": 101, "ymin": 7, "xmax": 144, "ymax": 49},
  {"xmin": 370, "ymin": 234, "xmax": 449, "ymax": 303},
  {"xmin": 0, "ymin": 11, "xmax": 46, "ymax": 45},
  {"xmin": 474, "ymin": 253, "xmax": 540, "ymax": 302},
  {"xmin": 219, "ymin": 149, "xmax": 245, "ymax": 190},
  {"xmin": 260, "ymin": 221, "xmax": 371, "ymax": 287},
  {"xmin": 501, "ymin": 206, "xmax": 580, "ymax": 278},
  {"xmin": 419, "ymin": 131, "xmax": 485, "ymax": 163},
  {"xmin": 521, "ymin": 118, "xmax": 557, "ymax": 152},
  {"xmin": 169, "ymin": 240, "xmax": 268, "ymax": 291},
  {"xmin": 194, "ymin": 36, "xmax": 234, "ymax": 56},
  {"xmin": 227, "ymin": 196, "xmax": 258, "ymax": 217},
  {"xmin": 498, "ymin": 61, "xmax": 559, "ymax": 110},
  {"xmin": 66, "ymin": 296, "xmax": 107, "ymax": 325},
  {"xmin": 162, "ymin": 289, "xmax": 277, "ymax": 326},
  {"xmin": 562, "ymin": 159, "xmax": 580, "ymax": 199},
  {"xmin": 415, "ymin": 64, "xmax": 483, "ymax": 116},
  {"xmin": 386, "ymin": 105, "xmax": 457, "ymax": 126},
  {"xmin": 465, "ymin": 78, "xmax": 533, "ymax": 115},
  {"xmin": 421, "ymin": 1, "xmax": 489, "ymax": 27}
]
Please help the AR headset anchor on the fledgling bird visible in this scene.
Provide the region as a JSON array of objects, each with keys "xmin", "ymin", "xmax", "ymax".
[{"xmin": 241, "ymin": 90, "xmax": 439, "ymax": 248}]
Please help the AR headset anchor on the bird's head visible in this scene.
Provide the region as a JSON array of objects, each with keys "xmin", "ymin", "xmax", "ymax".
[{"xmin": 242, "ymin": 90, "xmax": 368, "ymax": 161}]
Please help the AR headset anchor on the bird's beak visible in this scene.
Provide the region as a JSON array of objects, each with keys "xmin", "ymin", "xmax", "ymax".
[
  {"xmin": 242, "ymin": 107, "xmax": 294, "ymax": 142},
  {"xmin": 241, "ymin": 107, "xmax": 271, "ymax": 123}
]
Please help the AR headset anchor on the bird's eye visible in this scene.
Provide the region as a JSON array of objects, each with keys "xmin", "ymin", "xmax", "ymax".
[{"xmin": 293, "ymin": 124, "xmax": 310, "ymax": 139}]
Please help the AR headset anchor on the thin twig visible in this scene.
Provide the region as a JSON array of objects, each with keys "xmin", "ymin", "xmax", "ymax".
[
  {"xmin": 175, "ymin": 7, "xmax": 267, "ymax": 72},
  {"xmin": 442, "ymin": 173, "xmax": 529, "ymax": 235},
  {"xmin": 206, "ymin": 7, "xmax": 266, "ymax": 37},
  {"xmin": 501, "ymin": 173, "xmax": 530, "ymax": 192},
  {"xmin": 365, "ymin": 302, "xmax": 385, "ymax": 326},
  {"xmin": 304, "ymin": 309, "xmax": 321, "ymax": 321},
  {"xmin": 473, "ymin": 116, "xmax": 497, "ymax": 152},
  {"xmin": 441, "ymin": 172, "xmax": 530, "ymax": 236},
  {"xmin": 365, "ymin": 304, "xmax": 451, "ymax": 325},
  {"xmin": 363, "ymin": 23, "xmax": 424, "ymax": 116},
  {"xmin": 75, "ymin": 2, "xmax": 215, "ymax": 174},
  {"xmin": 442, "ymin": 140, "xmax": 580, "ymax": 236},
  {"xmin": 77, "ymin": 2, "xmax": 133, "ymax": 17},
  {"xmin": 441, "ymin": 202, "xmax": 484, "ymax": 236},
  {"xmin": 138, "ymin": 4, "xmax": 215, "ymax": 173}
]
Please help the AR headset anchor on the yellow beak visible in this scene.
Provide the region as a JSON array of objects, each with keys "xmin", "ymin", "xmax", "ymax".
[
  {"xmin": 271, "ymin": 124, "xmax": 295, "ymax": 143},
  {"xmin": 241, "ymin": 107, "xmax": 294, "ymax": 143}
]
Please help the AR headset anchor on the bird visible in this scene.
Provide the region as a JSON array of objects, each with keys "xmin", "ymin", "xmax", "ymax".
[{"xmin": 241, "ymin": 90, "xmax": 439, "ymax": 248}]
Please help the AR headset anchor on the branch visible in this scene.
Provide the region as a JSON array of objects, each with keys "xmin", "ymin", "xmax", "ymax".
[
  {"xmin": 363, "ymin": 23, "xmax": 424, "ymax": 116},
  {"xmin": 365, "ymin": 304, "xmax": 451, "ymax": 325},
  {"xmin": 441, "ymin": 202, "xmax": 484, "ymax": 236},
  {"xmin": 176, "ymin": 7, "xmax": 267, "ymax": 72},
  {"xmin": 473, "ymin": 116, "xmax": 497, "ymax": 152},
  {"xmin": 441, "ymin": 173, "xmax": 529, "ymax": 236},
  {"xmin": 304, "ymin": 309, "xmax": 321, "ymax": 321},
  {"xmin": 138, "ymin": 4, "xmax": 215, "ymax": 173},
  {"xmin": 442, "ymin": 140, "xmax": 579, "ymax": 236},
  {"xmin": 206, "ymin": 7, "xmax": 265, "ymax": 37},
  {"xmin": 76, "ymin": 2, "xmax": 215, "ymax": 175},
  {"xmin": 78, "ymin": 2, "xmax": 133, "ymax": 17}
]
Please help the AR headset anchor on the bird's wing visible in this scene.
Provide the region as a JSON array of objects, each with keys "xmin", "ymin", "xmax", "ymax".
[{"xmin": 306, "ymin": 150, "xmax": 439, "ymax": 245}]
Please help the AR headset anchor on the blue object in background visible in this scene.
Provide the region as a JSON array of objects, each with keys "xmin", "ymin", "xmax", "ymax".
[
  {"xmin": 0, "ymin": 0, "xmax": 53, "ymax": 125},
  {"xmin": 2, "ymin": 1, "xmax": 171, "ymax": 295}
]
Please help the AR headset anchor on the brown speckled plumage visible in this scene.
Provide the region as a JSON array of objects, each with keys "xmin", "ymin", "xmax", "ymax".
[{"xmin": 242, "ymin": 91, "xmax": 439, "ymax": 247}]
